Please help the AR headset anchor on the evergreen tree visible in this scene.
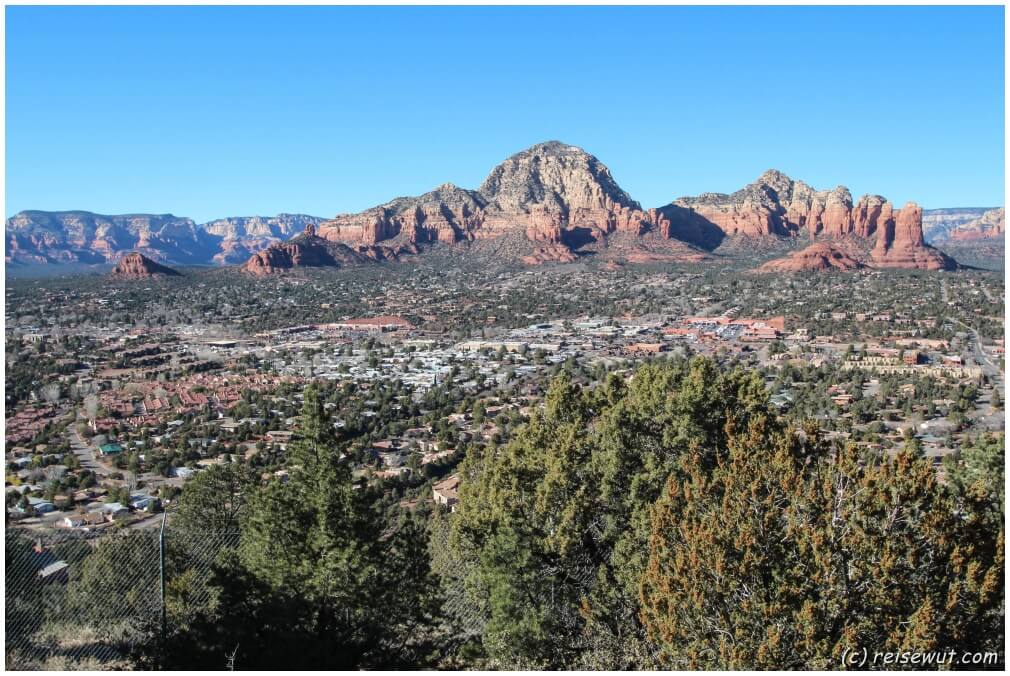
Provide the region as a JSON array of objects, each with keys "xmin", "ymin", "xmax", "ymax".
[
  {"xmin": 159, "ymin": 387, "xmax": 439, "ymax": 669},
  {"xmin": 640, "ymin": 430, "xmax": 1004, "ymax": 668}
]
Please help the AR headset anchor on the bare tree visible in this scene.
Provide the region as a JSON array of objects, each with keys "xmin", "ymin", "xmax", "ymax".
[
  {"xmin": 83, "ymin": 394, "xmax": 100, "ymax": 420},
  {"xmin": 41, "ymin": 383, "xmax": 62, "ymax": 404}
]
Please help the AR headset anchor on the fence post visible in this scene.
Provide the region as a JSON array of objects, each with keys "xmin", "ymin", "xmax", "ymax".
[{"xmin": 159, "ymin": 512, "xmax": 167, "ymax": 638}]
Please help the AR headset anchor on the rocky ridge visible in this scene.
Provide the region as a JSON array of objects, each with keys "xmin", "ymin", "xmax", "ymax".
[
  {"xmin": 6, "ymin": 211, "xmax": 215, "ymax": 264},
  {"xmin": 241, "ymin": 224, "xmax": 415, "ymax": 276}
]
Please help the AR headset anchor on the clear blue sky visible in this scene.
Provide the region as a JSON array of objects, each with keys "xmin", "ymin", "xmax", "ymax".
[{"xmin": 6, "ymin": 6, "xmax": 1005, "ymax": 222}]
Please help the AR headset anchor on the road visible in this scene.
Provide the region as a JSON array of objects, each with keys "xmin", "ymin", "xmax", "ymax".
[
  {"xmin": 67, "ymin": 422, "xmax": 110, "ymax": 477},
  {"xmin": 952, "ymin": 317, "xmax": 1001, "ymax": 379}
]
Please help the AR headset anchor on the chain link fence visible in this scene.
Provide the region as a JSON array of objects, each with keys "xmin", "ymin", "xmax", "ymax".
[{"xmin": 5, "ymin": 519, "xmax": 239, "ymax": 670}]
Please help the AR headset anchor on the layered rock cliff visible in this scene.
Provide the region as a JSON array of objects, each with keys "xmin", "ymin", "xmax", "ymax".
[
  {"xmin": 661, "ymin": 171, "xmax": 957, "ymax": 270},
  {"xmin": 109, "ymin": 252, "xmax": 181, "ymax": 279},
  {"xmin": 659, "ymin": 170, "xmax": 897, "ymax": 246},
  {"xmin": 6, "ymin": 211, "xmax": 216, "ymax": 264},
  {"xmin": 922, "ymin": 207, "xmax": 994, "ymax": 243},
  {"xmin": 947, "ymin": 207, "xmax": 1005, "ymax": 241},
  {"xmin": 203, "ymin": 214, "xmax": 327, "ymax": 264}
]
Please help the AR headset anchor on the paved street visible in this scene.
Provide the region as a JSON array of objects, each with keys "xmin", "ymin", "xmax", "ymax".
[{"xmin": 67, "ymin": 422, "xmax": 110, "ymax": 477}]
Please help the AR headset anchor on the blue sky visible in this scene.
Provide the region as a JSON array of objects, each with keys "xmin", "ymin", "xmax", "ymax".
[{"xmin": 6, "ymin": 6, "xmax": 1005, "ymax": 222}]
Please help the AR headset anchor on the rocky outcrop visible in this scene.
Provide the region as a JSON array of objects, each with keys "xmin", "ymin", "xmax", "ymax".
[
  {"xmin": 870, "ymin": 202, "xmax": 956, "ymax": 270},
  {"xmin": 756, "ymin": 243, "xmax": 863, "ymax": 273},
  {"xmin": 241, "ymin": 225, "xmax": 413, "ymax": 275},
  {"xmin": 948, "ymin": 208, "xmax": 1005, "ymax": 241},
  {"xmin": 6, "ymin": 211, "xmax": 216, "ymax": 264},
  {"xmin": 203, "ymin": 214, "xmax": 327, "ymax": 264},
  {"xmin": 109, "ymin": 252, "xmax": 181, "ymax": 279},
  {"xmin": 521, "ymin": 243, "xmax": 579, "ymax": 265},
  {"xmin": 662, "ymin": 171, "xmax": 958, "ymax": 270},
  {"xmin": 659, "ymin": 170, "xmax": 900, "ymax": 246},
  {"xmin": 317, "ymin": 183, "xmax": 486, "ymax": 246}
]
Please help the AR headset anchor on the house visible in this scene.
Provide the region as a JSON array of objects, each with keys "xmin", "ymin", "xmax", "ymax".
[
  {"xmin": 433, "ymin": 474, "xmax": 461, "ymax": 511},
  {"xmin": 16, "ymin": 497, "xmax": 55, "ymax": 514},
  {"xmin": 100, "ymin": 502, "xmax": 131, "ymax": 521},
  {"xmin": 61, "ymin": 512, "xmax": 105, "ymax": 529},
  {"xmin": 172, "ymin": 467, "xmax": 196, "ymax": 479},
  {"xmin": 99, "ymin": 443, "xmax": 124, "ymax": 456}
]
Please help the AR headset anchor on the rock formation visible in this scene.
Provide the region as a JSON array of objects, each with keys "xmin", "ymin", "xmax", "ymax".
[
  {"xmin": 6, "ymin": 211, "xmax": 216, "ymax": 264},
  {"xmin": 948, "ymin": 207, "xmax": 1005, "ymax": 241},
  {"xmin": 756, "ymin": 243, "xmax": 863, "ymax": 273},
  {"xmin": 310, "ymin": 141, "xmax": 670, "ymax": 265},
  {"xmin": 870, "ymin": 202, "xmax": 956, "ymax": 270},
  {"xmin": 922, "ymin": 207, "xmax": 994, "ymax": 242},
  {"xmin": 203, "ymin": 214, "xmax": 327, "ymax": 264},
  {"xmin": 659, "ymin": 170, "xmax": 900, "ymax": 245},
  {"xmin": 8, "ymin": 145, "xmax": 965, "ymax": 274},
  {"xmin": 109, "ymin": 252, "xmax": 181, "ymax": 279},
  {"xmin": 241, "ymin": 225, "xmax": 413, "ymax": 276},
  {"xmin": 661, "ymin": 171, "xmax": 958, "ymax": 270}
]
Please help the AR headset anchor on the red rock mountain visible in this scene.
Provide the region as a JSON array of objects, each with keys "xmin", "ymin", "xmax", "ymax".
[
  {"xmin": 109, "ymin": 252, "xmax": 181, "ymax": 279},
  {"xmin": 304, "ymin": 141, "xmax": 683, "ymax": 267}
]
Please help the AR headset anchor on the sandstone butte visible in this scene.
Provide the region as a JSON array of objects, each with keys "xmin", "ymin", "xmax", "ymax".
[
  {"xmin": 756, "ymin": 202, "xmax": 956, "ymax": 272},
  {"xmin": 109, "ymin": 252, "xmax": 181, "ymax": 279},
  {"xmin": 948, "ymin": 207, "xmax": 1005, "ymax": 241}
]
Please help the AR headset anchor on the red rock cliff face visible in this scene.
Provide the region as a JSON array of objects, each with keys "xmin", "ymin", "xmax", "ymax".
[
  {"xmin": 109, "ymin": 252, "xmax": 180, "ymax": 279},
  {"xmin": 870, "ymin": 202, "xmax": 956, "ymax": 270}
]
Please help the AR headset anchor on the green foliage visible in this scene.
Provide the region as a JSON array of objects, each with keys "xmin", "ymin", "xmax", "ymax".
[
  {"xmin": 158, "ymin": 386, "xmax": 440, "ymax": 669},
  {"xmin": 447, "ymin": 357, "xmax": 1004, "ymax": 669},
  {"xmin": 449, "ymin": 357, "xmax": 773, "ymax": 668},
  {"xmin": 641, "ymin": 435, "xmax": 1003, "ymax": 668}
]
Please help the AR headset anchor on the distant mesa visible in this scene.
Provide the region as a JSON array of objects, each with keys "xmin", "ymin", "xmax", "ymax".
[
  {"xmin": 756, "ymin": 243, "xmax": 863, "ymax": 273},
  {"xmin": 109, "ymin": 252, "xmax": 180, "ymax": 279},
  {"xmin": 947, "ymin": 207, "xmax": 1005, "ymax": 242},
  {"xmin": 5, "ymin": 210, "xmax": 325, "ymax": 266}
]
